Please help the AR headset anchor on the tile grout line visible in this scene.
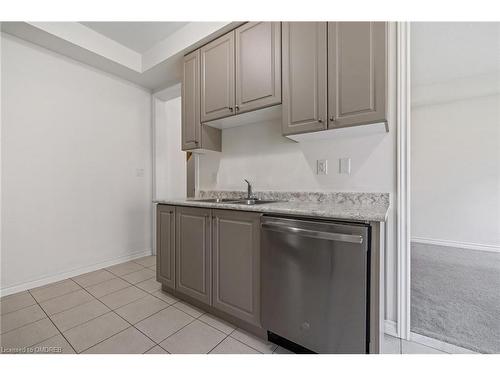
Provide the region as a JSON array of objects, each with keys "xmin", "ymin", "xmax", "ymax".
[
  {"xmin": 207, "ymin": 334, "xmax": 258, "ymax": 354},
  {"xmin": 80, "ymin": 277, "xmax": 134, "ymax": 300},
  {"xmin": 57, "ymin": 308, "xmax": 111, "ymax": 334},
  {"xmin": 26, "ymin": 289, "xmax": 78, "ymax": 354},
  {"xmin": 194, "ymin": 315, "xmax": 236, "ymax": 336},
  {"xmin": 35, "ymin": 289, "xmax": 98, "ymax": 317},
  {"xmin": 0, "ymin": 301, "xmax": 38, "ymax": 316},
  {"xmin": 132, "ymin": 307, "xmax": 194, "ymax": 345},
  {"xmin": 141, "ymin": 317, "xmax": 214, "ymax": 349},
  {"xmin": 96, "ymin": 288, "xmax": 151, "ymax": 312},
  {"xmin": 228, "ymin": 334, "xmax": 267, "ymax": 354},
  {"xmin": 111, "ymin": 302, "xmax": 172, "ymax": 326},
  {"xmin": 78, "ymin": 322, "xmax": 135, "ymax": 354},
  {"xmin": 0, "ymin": 314, "xmax": 48, "ymax": 336},
  {"xmin": 30, "ymin": 284, "xmax": 83, "ymax": 306}
]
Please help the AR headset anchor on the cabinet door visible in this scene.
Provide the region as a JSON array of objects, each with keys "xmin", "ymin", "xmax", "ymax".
[
  {"xmin": 212, "ymin": 210, "xmax": 261, "ymax": 326},
  {"xmin": 182, "ymin": 50, "xmax": 201, "ymax": 150},
  {"xmin": 235, "ymin": 22, "xmax": 281, "ymax": 114},
  {"xmin": 282, "ymin": 22, "xmax": 328, "ymax": 135},
  {"xmin": 175, "ymin": 206, "xmax": 212, "ymax": 304},
  {"xmin": 328, "ymin": 22, "xmax": 387, "ymax": 128},
  {"xmin": 200, "ymin": 32, "xmax": 235, "ymax": 122},
  {"xmin": 156, "ymin": 205, "xmax": 175, "ymax": 289}
]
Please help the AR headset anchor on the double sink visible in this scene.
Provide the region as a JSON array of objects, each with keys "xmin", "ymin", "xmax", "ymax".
[{"xmin": 192, "ymin": 198, "xmax": 281, "ymax": 206}]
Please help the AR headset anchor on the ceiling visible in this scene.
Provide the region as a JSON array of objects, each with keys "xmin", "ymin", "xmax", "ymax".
[
  {"xmin": 2, "ymin": 21, "xmax": 235, "ymax": 90},
  {"xmin": 80, "ymin": 22, "xmax": 189, "ymax": 53},
  {"xmin": 411, "ymin": 22, "xmax": 500, "ymax": 86}
]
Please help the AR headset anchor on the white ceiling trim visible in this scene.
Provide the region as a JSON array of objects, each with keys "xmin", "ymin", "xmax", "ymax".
[
  {"xmin": 1, "ymin": 21, "xmax": 237, "ymax": 90},
  {"xmin": 27, "ymin": 22, "xmax": 235, "ymax": 73},
  {"xmin": 29, "ymin": 22, "xmax": 142, "ymax": 72},
  {"xmin": 142, "ymin": 22, "xmax": 232, "ymax": 72}
]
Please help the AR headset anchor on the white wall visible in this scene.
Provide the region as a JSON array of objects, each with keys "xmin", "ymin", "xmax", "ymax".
[
  {"xmin": 199, "ymin": 116, "xmax": 398, "ymax": 321},
  {"xmin": 411, "ymin": 91, "xmax": 500, "ymax": 248},
  {"xmin": 153, "ymin": 96, "xmax": 186, "ymax": 201},
  {"xmin": 1, "ymin": 33, "xmax": 153, "ymax": 295},
  {"xmin": 200, "ymin": 120, "xmax": 395, "ymax": 193},
  {"xmin": 411, "ymin": 22, "xmax": 500, "ymax": 250}
]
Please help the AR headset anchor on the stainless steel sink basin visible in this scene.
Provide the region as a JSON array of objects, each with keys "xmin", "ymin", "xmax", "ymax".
[
  {"xmin": 231, "ymin": 199, "xmax": 280, "ymax": 205},
  {"xmin": 191, "ymin": 198, "xmax": 281, "ymax": 205},
  {"xmin": 191, "ymin": 198, "xmax": 239, "ymax": 203}
]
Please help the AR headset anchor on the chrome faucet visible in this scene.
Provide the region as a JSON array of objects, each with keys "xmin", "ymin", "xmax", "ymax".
[{"xmin": 244, "ymin": 179, "xmax": 255, "ymax": 200}]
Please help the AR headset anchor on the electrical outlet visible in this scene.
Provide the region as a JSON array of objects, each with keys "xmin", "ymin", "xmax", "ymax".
[
  {"xmin": 136, "ymin": 168, "xmax": 145, "ymax": 177},
  {"xmin": 317, "ymin": 159, "xmax": 328, "ymax": 175},
  {"xmin": 339, "ymin": 158, "xmax": 351, "ymax": 175}
]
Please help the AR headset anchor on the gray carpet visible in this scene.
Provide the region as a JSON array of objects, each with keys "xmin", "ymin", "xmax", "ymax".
[{"xmin": 411, "ymin": 242, "xmax": 500, "ymax": 353}]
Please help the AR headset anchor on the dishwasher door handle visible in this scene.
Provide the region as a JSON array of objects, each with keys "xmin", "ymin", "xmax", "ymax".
[{"xmin": 261, "ymin": 223, "xmax": 364, "ymax": 244}]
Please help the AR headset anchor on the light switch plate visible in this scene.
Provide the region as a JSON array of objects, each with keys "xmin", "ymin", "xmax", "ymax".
[
  {"xmin": 317, "ymin": 159, "xmax": 328, "ymax": 175},
  {"xmin": 339, "ymin": 158, "xmax": 351, "ymax": 175}
]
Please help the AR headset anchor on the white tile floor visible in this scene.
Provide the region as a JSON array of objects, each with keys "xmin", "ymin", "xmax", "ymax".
[
  {"xmin": 0, "ymin": 256, "xmax": 449, "ymax": 354},
  {"xmin": 0, "ymin": 256, "xmax": 283, "ymax": 354}
]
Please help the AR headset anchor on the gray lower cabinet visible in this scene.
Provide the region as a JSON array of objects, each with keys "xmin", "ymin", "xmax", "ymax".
[
  {"xmin": 200, "ymin": 32, "xmax": 235, "ymax": 122},
  {"xmin": 156, "ymin": 205, "xmax": 262, "ymax": 329},
  {"xmin": 175, "ymin": 206, "xmax": 212, "ymax": 305},
  {"xmin": 328, "ymin": 22, "xmax": 387, "ymax": 129},
  {"xmin": 156, "ymin": 205, "xmax": 175, "ymax": 289},
  {"xmin": 282, "ymin": 22, "xmax": 328, "ymax": 135},
  {"xmin": 235, "ymin": 22, "xmax": 281, "ymax": 114},
  {"xmin": 212, "ymin": 210, "xmax": 262, "ymax": 326}
]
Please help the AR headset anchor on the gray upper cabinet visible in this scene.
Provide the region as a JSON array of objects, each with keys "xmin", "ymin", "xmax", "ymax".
[
  {"xmin": 175, "ymin": 206, "xmax": 212, "ymax": 305},
  {"xmin": 282, "ymin": 22, "xmax": 328, "ymax": 135},
  {"xmin": 182, "ymin": 50, "xmax": 221, "ymax": 152},
  {"xmin": 235, "ymin": 22, "xmax": 281, "ymax": 114},
  {"xmin": 182, "ymin": 50, "xmax": 201, "ymax": 150},
  {"xmin": 200, "ymin": 32, "xmax": 235, "ymax": 122},
  {"xmin": 156, "ymin": 205, "xmax": 175, "ymax": 289},
  {"xmin": 212, "ymin": 210, "xmax": 261, "ymax": 326},
  {"xmin": 328, "ymin": 22, "xmax": 387, "ymax": 129}
]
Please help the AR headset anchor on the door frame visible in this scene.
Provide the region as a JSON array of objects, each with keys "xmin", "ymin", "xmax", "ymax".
[{"xmin": 396, "ymin": 22, "xmax": 411, "ymax": 341}]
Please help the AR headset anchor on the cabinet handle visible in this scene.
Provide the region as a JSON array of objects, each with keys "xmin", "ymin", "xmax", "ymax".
[
  {"xmin": 318, "ymin": 118, "xmax": 323, "ymax": 123},
  {"xmin": 228, "ymin": 106, "xmax": 234, "ymax": 112},
  {"xmin": 235, "ymin": 105, "xmax": 240, "ymax": 111},
  {"xmin": 329, "ymin": 116, "xmax": 335, "ymax": 122}
]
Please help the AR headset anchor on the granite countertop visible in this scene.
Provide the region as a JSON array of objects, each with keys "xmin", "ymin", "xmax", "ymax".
[{"xmin": 155, "ymin": 190, "xmax": 390, "ymax": 222}]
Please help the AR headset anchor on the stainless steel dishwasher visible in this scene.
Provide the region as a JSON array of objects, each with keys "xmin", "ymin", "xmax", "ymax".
[{"xmin": 261, "ymin": 215, "xmax": 370, "ymax": 354}]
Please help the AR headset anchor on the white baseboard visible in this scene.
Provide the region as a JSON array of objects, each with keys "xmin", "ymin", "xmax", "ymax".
[
  {"xmin": 0, "ymin": 249, "xmax": 152, "ymax": 297},
  {"xmin": 410, "ymin": 332, "xmax": 477, "ymax": 354},
  {"xmin": 411, "ymin": 237, "xmax": 500, "ymax": 254},
  {"xmin": 385, "ymin": 321, "xmax": 479, "ymax": 353},
  {"xmin": 384, "ymin": 320, "xmax": 399, "ymax": 337}
]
